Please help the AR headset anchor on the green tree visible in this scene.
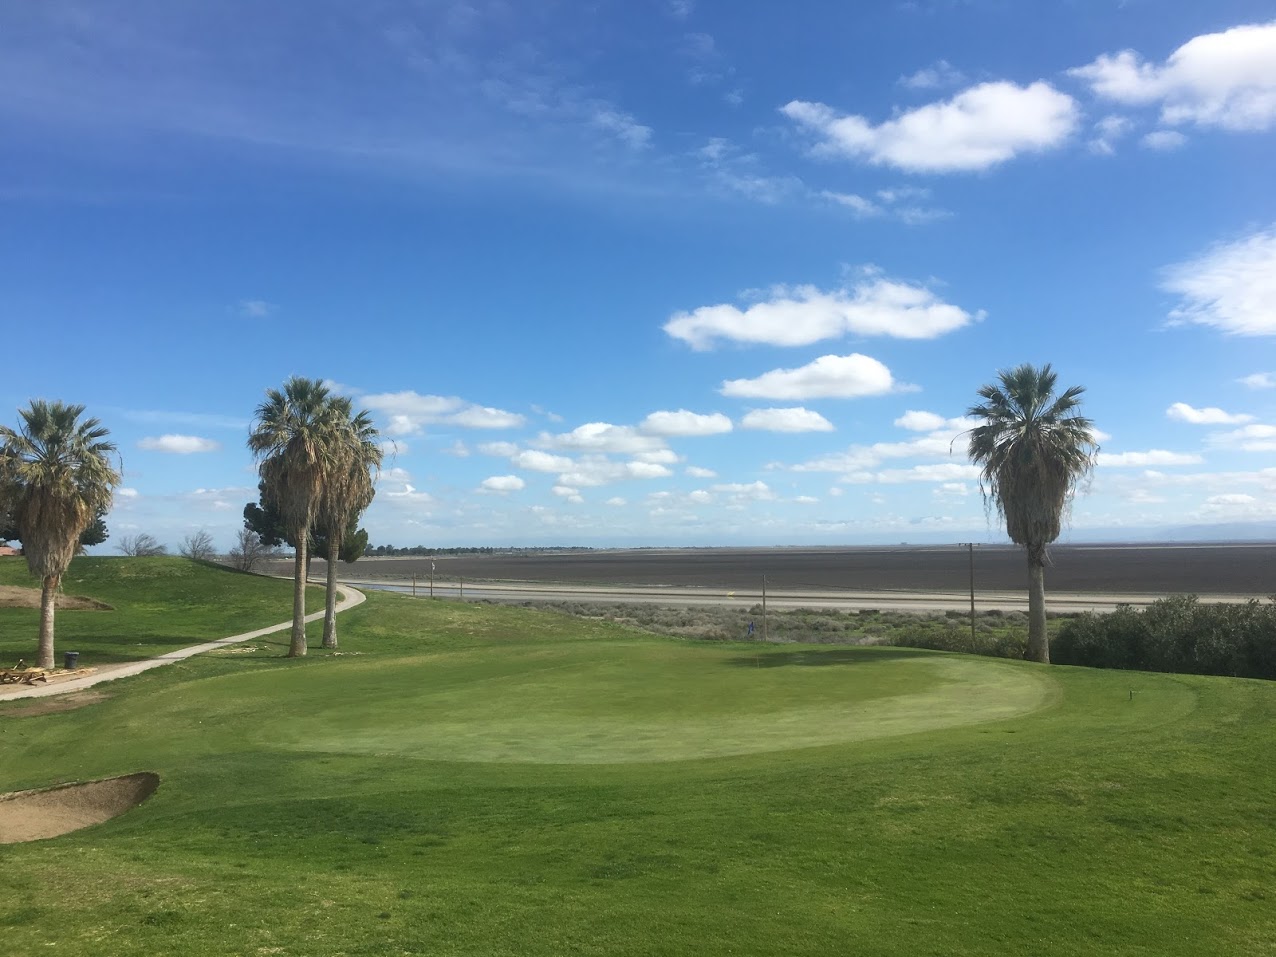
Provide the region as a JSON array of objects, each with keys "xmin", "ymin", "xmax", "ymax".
[
  {"xmin": 314, "ymin": 404, "xmax": 381, "ymax": 648},
  {"xmin": 247, "ymin": 377, "xmax": 345, "ymax": 657},
  {"xmin": 0, "ymin": 401, "xmax": 121, "ymax": 668},
  {"xmin": 967, "ymin": 364, "xmax": 1099, "ymax": 663}
]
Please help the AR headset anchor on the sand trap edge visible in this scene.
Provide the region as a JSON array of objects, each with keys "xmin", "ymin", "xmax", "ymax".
[{"xmin": 0, "ymin": 771, "xmax": 160, "ymax": 844}]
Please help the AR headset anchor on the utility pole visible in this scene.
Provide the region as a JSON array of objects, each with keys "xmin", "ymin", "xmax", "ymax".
[
  {"xmin": 412, "ymin": 572, "xmax": 416, "ymax": 598},
  {"xmin": 430, "ymin": 561, "xmax": 435, "ymax": 599},
  {"xmin": 460, "ymin": 573, "xmax": 464, "ymax": 601}
]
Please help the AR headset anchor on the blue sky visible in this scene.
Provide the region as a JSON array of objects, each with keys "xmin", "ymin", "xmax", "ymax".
[{"xmin": 4, "ymin": 0, "xmax": 1276, "ymax": 549}]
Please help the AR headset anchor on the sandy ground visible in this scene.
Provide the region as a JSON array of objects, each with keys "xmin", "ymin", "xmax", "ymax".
[
  {"xmin": 0, "ymin": 584, "xmax": 111, "ymax": 611},
  {"xmin": 0, "ymin": 773, "xmax": 159, "ymax": 844}
]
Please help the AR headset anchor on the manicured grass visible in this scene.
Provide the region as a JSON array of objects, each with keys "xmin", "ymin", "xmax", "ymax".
[
  {"xmin": 0, "ymin": 556, "xmax": 314, "ymax": 665},
  {"xmin": 2, "ymin": 582, "xmax": 1275, "ymax": 956}
]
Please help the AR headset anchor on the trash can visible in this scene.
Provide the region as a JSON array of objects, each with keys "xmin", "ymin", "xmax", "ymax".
[{"xmin": 64, "ymin": 651, "xmax": 79, "ymax": 670}]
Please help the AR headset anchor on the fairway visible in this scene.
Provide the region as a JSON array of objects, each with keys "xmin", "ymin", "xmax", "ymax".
[
  {"xmin": 256, "ymin": 645, "xmax": 1053, "ymax": 763},
  {"xmin": 1, "ymin": 566, "xmax": 1274, "ymax": 957}
]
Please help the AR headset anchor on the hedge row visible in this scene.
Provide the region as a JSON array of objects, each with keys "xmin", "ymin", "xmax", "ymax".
[{"xmin": 1052, "ymin": 595, "xmax": 1276, "ymax": 680}]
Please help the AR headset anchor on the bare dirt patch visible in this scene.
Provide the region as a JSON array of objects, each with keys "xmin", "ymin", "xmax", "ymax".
[
  {"xmin": 0, "ymin": 585, "xmax": 112, "ymax": 611},
  {"xmin": 0, "ymin": 772, "xmax": 159, "ymax": 843},
  {"xmin": 1, "ymin": 691, "xmax": 111, "ymax": 718}
]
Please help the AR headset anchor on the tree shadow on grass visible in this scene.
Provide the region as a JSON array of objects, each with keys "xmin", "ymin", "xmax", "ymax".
[{"xmin": 723, "ymin": 647, "xmax": 928, "ymax": 668}]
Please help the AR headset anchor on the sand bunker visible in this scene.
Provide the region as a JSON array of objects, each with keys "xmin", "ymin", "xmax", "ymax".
[
  {"xmin": 0, "ymin": 585, "xmax": 112, "ymax": 611},
  {"xmin": 0, "ymin": 772, "xmax": 159, "ymax": 843}
]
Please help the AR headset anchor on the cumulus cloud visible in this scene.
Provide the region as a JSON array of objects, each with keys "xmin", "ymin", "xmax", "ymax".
[
  {"xmin": 538, "ymin": 422, "xmax": 667, "ymax": 455},
  {"xmin": 640, "ymin": 409, "xmax": 733, "ymax": 436},
  {"xmin": 893, "ymin": 410, "xmax": 972, "ymax": 432},
  {"xmin": 781, "ymin": 81, "xmax": 1079, "ymax": 172},
  {"xmin": 512, "ymin": 450, "xmax": 575, "ymax": 473},
  {"xmin": 557, "ymin": 456, "xmax": 673, "ymax": 487},
  {"xmin": 711, "ymin": 481, "xmax": 776, "ymax": 501},
  {"xmin": 1070, "ymin": 21, "xmax": 1276, "ymax": 131},
  {"xmin": 850, "ymin": 463, "xmax": 982, "ymax": 484},
  {"xmin": 665, "ymin": 275, "xmax": 979, "ymax": 350},
  {"xmin": 360, "ymin": 390, "xmax": 526, "ymax": 435},
  {"xmin": 1166, "ymin": 402, "xmax": 1254, "ymax": 425},
  {"xmin": 1097, "ymin": 450, "xmax": 1205, "ymax": 467},
  {"xmin": 1163, "ymin": 226, "xmax": 1276, "ymax": 335},
  {"xmin": 721, "ymin": 354, "xmax": 898, "ymax": 400},
  {"xmin": 137, "ymin": 434, "xmax": 221, "ymax": 454},
  {"xmin": 686, "ymin": 465, "xmax": 717, "ymax": 478},
  {"xmin": 480, "ymin": 475, "xmax": 525, "ymax": 493},
  {"xmin": 552, "ymin": 485, "xmax": 584, "ymax": 504},
  {"xmin": 740, "ymin": 407, "xmax": 835, "ymax": 433}
]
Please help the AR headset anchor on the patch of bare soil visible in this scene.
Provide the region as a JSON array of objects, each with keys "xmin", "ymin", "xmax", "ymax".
[
  {"xmin": 0, "ymin": 691, "xmax": 111, "ymax": 718},
  {"xmin": 0, "ymin": 772, "xmax": 159, "ymax": 843},
  {"xmin": 0, "ymin": 585, "xmax": 112, "ymax": 611}
]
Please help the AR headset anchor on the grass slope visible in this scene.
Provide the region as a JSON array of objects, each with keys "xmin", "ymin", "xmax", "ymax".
[
  {"xmin": 0, "ymin": 556, "xmax": 313, "ymax": 665},
  {"xmin": 1, "ymin": 585, "xmax": 1274, "ymax": 956}
]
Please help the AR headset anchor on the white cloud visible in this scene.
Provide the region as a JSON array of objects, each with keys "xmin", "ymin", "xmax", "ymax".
[
  {"xmin": 116, "ymin": 487, "xmax": 139, "ymax": 499},
  {"xmin": 1142, "ymin": 130, "xmax": 1187, "ymax": 150},
  {"xmin": 478, "ymin": 441, "xmax": 520, "ymax": 457},
  {"xmin": 740, "ymin": 407, "xmax": 835, "ymax": 433},
  {"xmin": 1070, "ymin": 21, "xmax": 1276, "ymax": 131},
  {"xmin": 591, "ymin": 107, "xmax": 652, "ymax": 149},
  {"xmin": 1097, "ymin": 450, "xmax": 1204, "ymax": 467},
  {"xmin": 721, "ymin": 354, "xmax": 898, "ymax": 400},
  {"xmin": 1088, "ymin": 114, "xmax": 1133, "ymax": 155},
  {"xmin": 782, "ymin": 81, "xmax": 1079, "ymax": 173},
  {"xmin": 893, "ymin": 410, "xmax": 973, "ymax": 432},
  {"xmin": 441, "ymin": 440, "xmax": 468, "ymax": 457},
  {"xmin": 665, "ymin": 275, "xmax": 978, "ymax": 349},
  {"xmin": 1166, "ymin": 402, "xmax": 1254, "ymax": 425},
  {"xmin": 820, "ymin": 189, "xmax": 950, "ymax": 224},
  {"xmin": 1208, "ymin": 423, "xmax": 1276, "ymax": 452},
  {"xmin": 1240, "ymin": 372, "xmax": 1276, "ymax": 389},
  {"xmin": 538, "ymin": 422, "xmax": 668, "ymax": 455},
  {"xmin": 634, "ymin": 449, "xmax": 681, "ymax": 466},
  {"xmin": 512, "ymin": 450, "xmax": 575, "ymax": 473},
  {"xmin": 686, "ymin": 465, "xmax": 717, "ymax": 478},
  {"xmin": 846, "ymin": 463, "xmax": 981, "ymax": 484},
  {"xmin": 552, "ymin": 485, "xmax": 584, "ymax": 504},
  {"xmin": 640, "ymin": 409, "xmax": 733, "ymax": 437},
  {"xmin": 1163, "ymin": 226, "xmax": 1276, "ymax": 335},
  {"xmin": 605, "ymin": 496, "xmax": 627, "ymax": 506},
  {"xmin": 360, "ymin": 391, "xmax": 526, "ymax": 434},
  {"xmin": 1206, "ymin": 493, "xmax": 1257, "ymax": 506},
  {"xmin": 556, "ymin": 455, "xmax": 673, "ymax": 487},
  {"xmin": 794, "ymin": 495, "xmax": 819, "ymax": 504},
  {"xmin": 379, "ymin": 439, "xmax": 407, "ymax": 457},
  {"xmin": 479, "ymin": 475, "xmax": 525, "ymax": 493},
  {"xmin": 898, "ymin": 60, "xmax": 966, "ymax": 91},
  {"xmin": 138, "ymin": 434, "xmax": 221, "ymax": 454}
]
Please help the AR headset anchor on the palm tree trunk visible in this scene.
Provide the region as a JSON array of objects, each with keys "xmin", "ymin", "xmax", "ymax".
[
  {"xmin": 1027, "ymin": 557, "xmax": 1049, "ymax": 663},
  {"xmin": 37, "ymin": 574, "xmax": 59, "ymax": 669},
  {"xmin": 289, "ymin": 535, "xmax": 308, "ymax": 657},
  {"xmin": 322, "ymin": 538, "xmax": 339, "ymax": 649}
]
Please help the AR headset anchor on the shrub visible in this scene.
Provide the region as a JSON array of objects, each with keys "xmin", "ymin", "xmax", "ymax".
[{"xmin": 1053, "ymin": 596, "xmax": 1276, "ymax": 680}]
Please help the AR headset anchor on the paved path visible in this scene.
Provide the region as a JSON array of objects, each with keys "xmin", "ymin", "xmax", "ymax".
[{"xmin": 0, "ymin": 584, "xmax": 366, "ymax": 702}]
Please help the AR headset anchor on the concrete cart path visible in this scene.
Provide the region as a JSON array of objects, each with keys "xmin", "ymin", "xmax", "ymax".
[{"xmin": 0, "ymin": 584, "xmax": 366, "ymax": 702}]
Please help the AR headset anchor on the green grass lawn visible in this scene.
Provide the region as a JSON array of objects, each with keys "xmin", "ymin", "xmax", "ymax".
[
  {"xmin": 2, "ymin": 565, "xmax": 1275, "ymax": 956},
  {"xmin": 0, "ymin": 556, "xmax": 313, "ymax": 665}
]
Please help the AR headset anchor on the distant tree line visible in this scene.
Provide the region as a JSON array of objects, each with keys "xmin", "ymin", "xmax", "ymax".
[{"xmin": 365, "ymin": 544, "xmax": 596, "ymax": 556}]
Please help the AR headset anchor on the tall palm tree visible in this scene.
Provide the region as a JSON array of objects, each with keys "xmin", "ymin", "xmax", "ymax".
[
  {"xmin": 967, "ymin": 364, "xmax": 1099, "ymax": 663},
  {"xmin": 0, "ymin": 401, "xmax": 121, "ymax": 669},
  {"xmin": 315, "ymin": 404, "xmax": 382, "ymax": 649},
  {"xmin": 248, "ymin": 378, "xmax": 344, "ymax": 657}
]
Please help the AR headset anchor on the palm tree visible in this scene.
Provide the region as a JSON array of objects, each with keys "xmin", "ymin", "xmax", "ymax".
[
  {"xmin": 315, "ymin": 403, "xmax": 382, "ymax": 649},
  {"xmin": 967, "ymin": 364, "xmax": 1099, "ymax": 663},
  {"xmin": 0, "ymin": 401, "xmax": 121, "ymax": 669},
  {"xmin": 248, "ymin": 378, "xmax": 344, "ymax": 657}
]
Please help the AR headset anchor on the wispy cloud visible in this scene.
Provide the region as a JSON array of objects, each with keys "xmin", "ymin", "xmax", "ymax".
[
  {"xmin": 1163, "ymin": 225, "xmax": 1276, "ymax": 335},
  {"xmin": 138, "ymin": 434, "xmax": 221, "ymax": 454}
]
